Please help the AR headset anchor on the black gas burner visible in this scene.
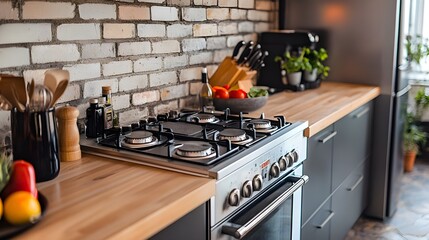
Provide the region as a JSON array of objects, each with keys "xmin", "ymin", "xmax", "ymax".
[
  {"xmin": 247, "ymin": 119, "xmax": 279, "ymax": 133},
  {"xmin": 192, "ymin": 113, "xmax": 217, "ymax": 123},
  {"xmin": 218, "ymin": 129, "xmax": 253, "ymax": 145},
  {"xmin": 125, "ymin": 131, "xmax": 154, "ymax": 144}
]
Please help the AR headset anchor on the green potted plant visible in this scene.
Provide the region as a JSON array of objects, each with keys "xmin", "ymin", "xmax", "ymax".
[
  {"xmin": 405, "ymin": 35, "xmax": 429, "ymax": 69},
  {"xmin": 414, "ymin": 88, "xmax": 429, "ymax": 120},
  {"xmin": 403, "ymin": 112, "xmax": 426, "ymax": 172},
  {"xmin": 303, "ymin": 47, "xmax": 330, "ymax": 82},
  {"xmin": 274, "ymin": 50, "xmax": 311, "ymax": 86}
]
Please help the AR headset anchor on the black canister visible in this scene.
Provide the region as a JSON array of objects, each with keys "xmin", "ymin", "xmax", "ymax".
[
  {"xmin": 85, "ymin": 98, "xmax": 104, "ymax": 138},
  {"xmin": 10, "ymin": 108, "xmax": 60, "ymax": 182}
]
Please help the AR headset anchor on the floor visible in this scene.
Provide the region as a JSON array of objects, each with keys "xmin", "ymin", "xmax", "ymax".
[{"xmin": 346, "ymin": 159, "xmax": 429, "ymax": 240}]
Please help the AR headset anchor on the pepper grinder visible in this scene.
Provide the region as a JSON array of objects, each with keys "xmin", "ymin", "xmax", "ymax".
[{"xmin": 56, "ymin": 105, "xmax": 81, "ymax": 162}]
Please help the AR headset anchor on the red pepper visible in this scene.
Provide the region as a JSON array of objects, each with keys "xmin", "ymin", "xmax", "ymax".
[{"xmin": 1, "ymin": 160, "xmax": 38, "ymax": 199}]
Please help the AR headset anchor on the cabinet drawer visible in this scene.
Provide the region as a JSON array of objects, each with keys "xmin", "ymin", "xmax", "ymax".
[
  {"xmin": 330, "ymin": 160, "xmax": 369, "ymax": 240},
  {"xmin": 332, "ymin": 102, "xmax": 372, "ymax": 190},
  {"xmin": 302, "ymin": 200, "xmax": 333, "ymax": 240},
  {"xmin": 302, "ymin": 126, "xmax": 334, "ymax": 224}
]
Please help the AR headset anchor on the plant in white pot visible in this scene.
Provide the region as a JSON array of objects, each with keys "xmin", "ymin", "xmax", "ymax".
[
  {"xmin": 303, "ymin": 47, "xmax": 330, "ymax": 82},
  {"xmin": 275, "ymin": 50, "xmax": 311, "ymax": 86}
]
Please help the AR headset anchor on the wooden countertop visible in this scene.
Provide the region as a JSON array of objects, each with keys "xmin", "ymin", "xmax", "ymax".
[
  {"xmin": 251, "ymin": 82, "xmax": 381, "ymax": 137},
  {"xmin": 16, "ymin": 154, "xmax": 215, "ymax": 240}
]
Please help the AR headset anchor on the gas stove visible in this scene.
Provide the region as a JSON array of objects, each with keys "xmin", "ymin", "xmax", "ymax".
[{"xmin": 80, "ymin": 109, "xmax": 308, "ymax": 237}]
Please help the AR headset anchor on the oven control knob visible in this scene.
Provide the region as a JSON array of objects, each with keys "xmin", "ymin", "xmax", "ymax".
[
  {"xmin": 270, "ymin": 162, "xmax": 280, "ymax": 178},
  {"xmin": 241, "ymin": 180, "xmax": 253, "ymax": 198},
  {"xmin": 252, "ymin": 174, "xmax": 263, "ymax": 191},
  {"xmin": 228, "ymin": 188, "xmax": 240, "ymax": 207},
  {"xmin": 291, "ymin": 150, "xmax": 299, "ymax": 162},
  {"xmin": 285, "ymin": 153, "xmax": 294, "ymax": 167},
  {"xmin": 278, "ymin": 156, "xmax": 287, "ymax": 171}
]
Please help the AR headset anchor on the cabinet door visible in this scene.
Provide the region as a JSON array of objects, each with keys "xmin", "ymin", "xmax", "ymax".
[
  {"xmin": 302, "ymin": 200, "xmax": 333, "ymax": 240},
  {"xmin": 330, "ymin": 161, "xmax": 369, "ymax": 240},
  {"xmin": 150, "ymin": 204, "xmax": 208, "ymax": 240},
  {"xmin": 332, "ymin": 102, "xmax": 373, "ymax": 190},
  {"xmin": 302, "ymin": 125, "xmax": 334, "ymax": 225}
]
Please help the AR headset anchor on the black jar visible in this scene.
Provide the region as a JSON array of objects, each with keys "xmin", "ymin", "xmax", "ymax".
[{"xmin": 10, "ymin": 108, "xmax": 60, "ymax": 182}]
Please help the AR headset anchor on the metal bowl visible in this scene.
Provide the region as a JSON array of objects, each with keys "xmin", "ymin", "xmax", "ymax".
[{"xmin": 213, "ymin": 95, "xmax": 268, "ymax": 114}]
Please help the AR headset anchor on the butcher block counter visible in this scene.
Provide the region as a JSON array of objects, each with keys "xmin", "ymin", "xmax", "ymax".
[
  {"xmin": 251, "ymin": 82, "xmax": 381, "ymax": 137},
  {"xmin": 16, "ymin": 154, "xmax": 215, "ymax": 240}
]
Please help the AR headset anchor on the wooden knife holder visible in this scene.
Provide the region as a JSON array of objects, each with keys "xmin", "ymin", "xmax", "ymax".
[{"xmin": 210, "ymin": 57, "xmax": 257, "ymax": 91}]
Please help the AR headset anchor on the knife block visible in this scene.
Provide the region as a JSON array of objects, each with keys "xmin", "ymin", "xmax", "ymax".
[{"xmin": 210, "ymin": 57, "xmax": 257, "ymax": 90}]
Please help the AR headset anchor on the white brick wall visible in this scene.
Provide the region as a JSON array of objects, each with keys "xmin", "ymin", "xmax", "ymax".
[
  {"xmin": 182, "ymin": 38, "xmax": 206, "ymax": 52},
  {"xmin": 167, "ymin": 24, "xmax": 193, "ymax": 38},
  {"xmin": 151, "ymin": 6, "xmax": 179, "ymax": 21},
  {"xmin": 57, "ymin": 23, "xmax": 101, "ymax": 41},
  {"xmin": 182, "ymin": 8, "xmax": 206, "ymax": 21},
  {"xmin": 134, "ymin": 57, "xmax": 163, "ymax": 72},
  {"xmin": 0, "ymin": 0, "xmax": 276, "ymax": 129},
  {"xmin": 152, "ymin": 40, "xmax": 180, "ymax": 54},
  {"xmin": 79, "ymin": 4, "xmax": 116, "ymax": 20},
  {"xmin": 132, "ymin": 91, "xmax": 160, "ymax": 105},
  {"xmin": 149, "ymin": 71, "xmax": 177, "ymax": 87},
  {"xmin": 102, "ymin": 60, "xmax": 133, "ymax": 76},
  {"xmin": 118, "ymin": 42, "xmax": 151, "ymax": 56},
  {"xmin": 119, "ymin": 108, "xmax": 149, "ymax": 124},
  {"xmin": 0, "ymin": 47, "xmax": 30, "ymax": 68},
  {"xmin": 137, "ymin": 24, "xmax": 166, "ymax": 38},
  {"xmin": 0, "ymin": 24, "xmax": 52, "ymax": 44},
  {"xmin": 22, "ymin": 2, "xmax": 76, "ymax": 19},
  {"xmin": 32, "ymin": 44, "xmax": 80, "ymax": 64},
  {"xmin": 82, "ymin": 43, "xmax": 116, "ymax": 59},
  {"xmin": 119, "ymin": 75, "xmax": 149, "ymax": 92},
  {"xmin": 63, "ymin": 63, "xmax": 101, "ymax": 81}
]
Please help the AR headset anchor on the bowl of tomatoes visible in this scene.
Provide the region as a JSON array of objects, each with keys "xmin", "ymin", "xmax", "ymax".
[{"xmin": 212, "ymin": 86, "xmax": 268, "ymax": 114}]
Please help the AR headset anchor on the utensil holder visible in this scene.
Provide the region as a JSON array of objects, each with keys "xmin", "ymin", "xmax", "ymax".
[{"xmin": 10, "ymin": 108, "xmax": 60, "ymax": 182}]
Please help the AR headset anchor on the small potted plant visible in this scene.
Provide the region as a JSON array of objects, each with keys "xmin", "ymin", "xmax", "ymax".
[
  {"xmin": 414, "ymin": 88, "xmax": 429, "ymax": 120},
  {"xmin": 275, "ymin": 49, "xmax": 311, "ymax": 86},
  {"xmin": 405, "ymin": 35, "xmax": 429, "ymax": 69},
  {"xmin": 303, "ymin": 47, "xmax": 330, "ymax": 82},
  {"xmin": 403, "ymin": 112, "xmax": 426, "ymax": 172}
]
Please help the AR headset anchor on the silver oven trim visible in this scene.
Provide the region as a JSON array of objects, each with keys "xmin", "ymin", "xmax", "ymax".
[{"xmin": 211, "ymin": 165, "xmax": 306, "ymax": 240}]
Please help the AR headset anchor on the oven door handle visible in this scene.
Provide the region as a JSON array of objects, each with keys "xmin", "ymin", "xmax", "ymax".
[{"xmin": 222, "ymin": 175, "xmax": 309, "ymax": 239}]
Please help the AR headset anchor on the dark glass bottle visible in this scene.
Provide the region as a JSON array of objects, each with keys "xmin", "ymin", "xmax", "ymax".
[
  {"xmin": 85, "ymin": 98, "xmax": 104, "ymax": 138},
  {"xmin": 199, "ymin": 67, "xmax": 213, "ymax": 111}
]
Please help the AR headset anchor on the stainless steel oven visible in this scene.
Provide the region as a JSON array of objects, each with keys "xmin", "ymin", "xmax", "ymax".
[{"xmin": 212, "ymin": 165, "xmax": 308, "ymax": 240}]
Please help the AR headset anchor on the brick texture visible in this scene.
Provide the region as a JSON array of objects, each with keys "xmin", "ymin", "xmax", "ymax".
[{"xmin": 0, "ymin": 0, "xmax": 276, "ymax": 129}]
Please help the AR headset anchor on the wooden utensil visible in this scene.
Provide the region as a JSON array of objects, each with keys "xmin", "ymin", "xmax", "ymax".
[
  {"xmin": 44, "ymin": 69, "xmax": 69, "ymax": 94},
  {"xmin": 50, "ymin": 79, "xmax": 69, "ymax": 108},
  {"xmin": 0, "ymin": 95, "xmax": 12, "ymax": 111},
  {"xmin": 0, "ymin": 76, "xmax": 27, "ymax": 110},
  {"xmin": 56, "ymin": 105, "xmax": 81, "ymax": 162}
]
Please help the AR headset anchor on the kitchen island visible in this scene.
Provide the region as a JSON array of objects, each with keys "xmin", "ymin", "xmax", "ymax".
[{"xmin": 17, "ymin": 81, "xmax": 380, "ymax": 239}]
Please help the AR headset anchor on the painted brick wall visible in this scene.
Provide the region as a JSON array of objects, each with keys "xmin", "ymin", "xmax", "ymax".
[{"xmin": 0, "ymin": 0, "xmax": 277, "ymax": 128}]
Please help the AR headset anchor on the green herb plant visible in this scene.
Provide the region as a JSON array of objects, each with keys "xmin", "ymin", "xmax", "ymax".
[
  {"xmin": 405, "ymin": 35, "xmax": 429, "ymax": 65},
  {"xmin": 414, "ymin": 88, "xmax": 429, "ymax": 120},
  {"xmin": 248, "ymin": 87, "xmax": 268, "ymax": 98},
  {"xmin": 404, "ymin": 112, "xmax": 427, "ymax": 153},
  {"xmin": 274, "ymin": 49, "xmax": 311, "ymax": 74},
  {"xmin": 303, "ymin": 47, "xmax": 330, "ymax": 79}
]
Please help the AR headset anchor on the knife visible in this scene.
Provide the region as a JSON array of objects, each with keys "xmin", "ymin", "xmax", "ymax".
[
  {"xmin": 246, "ymin": 50, "xmax": 262, "ymax": 68},
  {"xmin": 232, "ymin": 41, "xmax": 246, "ymax": 59},
  {"xmin": 250, "ymin": 51, "xmax": 268, "ymax": 70},
  {"xmin": 247, "ymin": 44, "xmax": 261, "ymax": 60},
  {"xmin": 237, "ymin": 41, "xmax": 254, "ymax": 65}
]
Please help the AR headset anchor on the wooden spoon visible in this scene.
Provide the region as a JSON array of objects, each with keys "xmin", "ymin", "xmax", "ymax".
[
  {"xmin": 50, "ymin": 79, "xmax": 69, "ymax": 108},
  {"xmin": 44, "ymin": 69, "xmax": 69, "ymax": 94},
  {"xmin": 0, "ymin": 76, "xmax": 27, "ymax": 109}
]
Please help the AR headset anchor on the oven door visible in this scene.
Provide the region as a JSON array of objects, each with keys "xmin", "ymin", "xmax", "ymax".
[{"xmin": 212, "ymin": 166, "xmax": 308, "ymax": 240}]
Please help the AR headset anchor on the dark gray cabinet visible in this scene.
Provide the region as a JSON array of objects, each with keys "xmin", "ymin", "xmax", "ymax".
[{"xmin": 302, "ymin": 102, "xmax": 373, "ymax": 240}]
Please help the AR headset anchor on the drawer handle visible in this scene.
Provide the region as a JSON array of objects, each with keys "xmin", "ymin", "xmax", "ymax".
[
  {"xmin": 347, "ymin": 175, "xmax": 364, "ymax": 192},
  {"xmin": 353, "ymin": 107, "xmax": 370, "ymax": 119},
  {"xmin": 318, "ymin": 131, "xmax": 337, "ymax": 144},
  {"xmin": 315, "ymin": 211, "xmax": 335, "ymax": 229}
]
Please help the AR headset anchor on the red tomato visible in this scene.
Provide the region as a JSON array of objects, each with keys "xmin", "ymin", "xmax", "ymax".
[
  {"xmin": 1, "ymin": 160, "xmax": 38, "ymax": 199},
  {"xmin": 229, "ymin": 89, "xmax": 247, "ymax": 99},
  {"xmin": 212, "ymin": 86, "xmax": 225, "ymax": 93},
  {"xmin": 214, "ymin": 88, "xmax": 229, "ymax": 99},
  {"xmin": 223, "ymin": 84, "xmax": 230, "ymax": 90}
]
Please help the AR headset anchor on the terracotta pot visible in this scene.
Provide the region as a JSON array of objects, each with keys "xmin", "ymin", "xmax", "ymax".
[{"xmin": 404, "ymin": 150, "xmax": 417, "ymax": 172}]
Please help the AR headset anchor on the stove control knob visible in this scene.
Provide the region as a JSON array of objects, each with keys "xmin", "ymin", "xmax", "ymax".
[
  {"xmin": 291, "ymin": 150, "xmax": 299, "ymax": 162},
  {"xmin": 252, "ymin": 174, "xmax": 263, "ymax": 191},
  {"xmin": 270, "ymin": 162, "xmax": 280, "ymax": 178},
  {"xmin": 285, "ymin": 153, "xmax": 294, "ymax": 167},
  {"xmin": 278, "ymin": 156, "xmax": 287, "ymax": 171},
  {"xmin": 228, "ymin": 188, "xmax": 240, "ymax": 207},
  {"xmin": 242, "ymin": 180, "xmax": 253, "ymax": 198}
]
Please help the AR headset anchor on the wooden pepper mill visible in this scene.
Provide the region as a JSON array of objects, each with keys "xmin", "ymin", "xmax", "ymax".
[{"xmin": 56, "ymin": 105, "xmax": 81, "ymax": 162}]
